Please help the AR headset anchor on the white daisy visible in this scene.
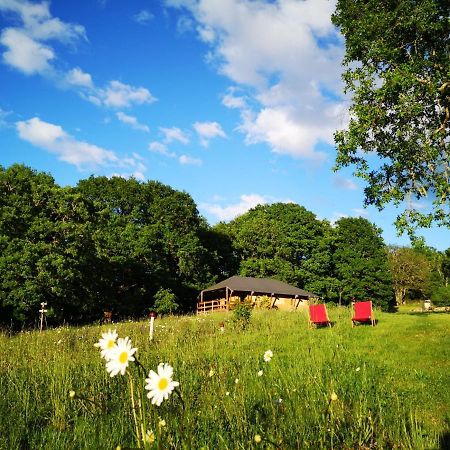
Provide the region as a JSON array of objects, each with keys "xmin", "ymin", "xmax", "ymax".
[
  {"xmin": 145, "ymin": 363, "xmax": 179, "ymax": 406},
  {"xmin": 94, "ymin": 329, "xmax": 118, "ymax": 360},
  {"xmin": 105, "ymin": 337, "xmax": 137, "ymax": 377},
  {"xmin": 263, "ymin": 350, "xmax": 273, "ymax": 362}
]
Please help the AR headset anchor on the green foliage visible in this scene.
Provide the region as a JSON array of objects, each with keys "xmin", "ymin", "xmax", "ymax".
[
  {"xmin": 431, "ymin": 286, "xmax": 450, "ymax": 307},
  {"xmin": 153, "ymin": 288, "xmax": 179, "ymax": 315},
  {"xmin": 333, "ymin": 217, "xmax": 394, "ymax": 310},
  {"xmin": 387, "ymin": 246, "xmax": 431, "ymax": 305},
  {"xmin": 255, "ymin": 295, "xmax": 272, "ymax": 309},
  {"xmin": 332, "ymin": 0, "xmax": 450, "ymax": 236},
  {"xmin": 218, "ymin": 203, "xmax": 334, "ymax": 296},
  {"xmin": 0, "ymin": 165, "xmax": 227, "ymax": 325},
  {"xmin": 232, "ymin": 302, "xmax": 252, "ymax": 330}
]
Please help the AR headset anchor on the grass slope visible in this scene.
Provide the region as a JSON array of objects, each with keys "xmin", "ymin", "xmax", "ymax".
[{"xmin": 1, "ymin": 308, "xmax": 449, "ymax": 449}]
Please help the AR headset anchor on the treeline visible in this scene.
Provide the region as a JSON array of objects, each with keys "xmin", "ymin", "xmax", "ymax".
[{"xmin": 1, "ymin": 164, "xmax": 449, "ymax": 326}]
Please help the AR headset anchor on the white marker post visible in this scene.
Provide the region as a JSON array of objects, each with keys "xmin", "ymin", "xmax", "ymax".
[
  {"xmin": 149, "ymin": 311, "xmax": 156, "ymax": 341},
  {"xmin": 39, "ymin": 302, "xmax": 47, "ymax": 332}
]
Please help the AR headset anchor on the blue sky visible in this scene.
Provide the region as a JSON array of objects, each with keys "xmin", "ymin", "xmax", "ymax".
[{"xmin": 1, "ymin": 0, "xmax": 448, "ymax": 251}]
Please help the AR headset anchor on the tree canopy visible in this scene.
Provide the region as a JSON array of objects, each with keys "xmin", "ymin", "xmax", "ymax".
[
  {"xmin": 332, "ymin": 0, "xmax": 450, "ymax": 236},
  {"xmin": 332, "ymin": 217, "xmax": 394, "ymax": 310}
]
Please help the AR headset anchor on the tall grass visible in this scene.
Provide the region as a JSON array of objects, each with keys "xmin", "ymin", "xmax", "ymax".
[{"xmin": 1, "ymin": 308, "xmax": 449, "ymax": 449}]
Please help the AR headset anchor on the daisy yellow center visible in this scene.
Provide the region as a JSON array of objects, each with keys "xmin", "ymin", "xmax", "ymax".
[
  {"xmin": 107, "ymin": 339, "xmax": 115, "ymax": 349},
  {"xmin": 119, "ymin": 351, "xmax": 128, "ymax": 364},
  {"xmin": 158, "ymin": 378, "xmax": 169, "ymax": 390}
]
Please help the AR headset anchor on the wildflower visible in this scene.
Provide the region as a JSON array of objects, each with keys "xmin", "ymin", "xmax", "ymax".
[
  {"xmin": 257, "ymin": 370, "xmax": 263, "ymax": 377},
  {"xmin": 208, "ymin": 369, "xmax": 215, "ymax": 377},
  {"xmin": 356, "ymin": 367, "xmax": 361, "ymax": 372},
  {"xmin": 158, "ymin": 419, "xmax": 166, "ymax": 428},
  {"xmin": 105, "ymin": 337, "xmax": 136, "ymax": 377},
  {"xmin": 330, "ymin": 392, "xmax": 338, "ymax": 401},
  {"xmin": 145, "ymin": 430, "xmax": 156, "ymax": 444},
  {"xmin": 235, "ymin": 378, "xmax": 239, "ymax": 384},
  {"xmin": 263, "ymin": 350, "xmax": 273, "ymax": 362},
  {"xmin": 225, "ymin": 391, "xmax": 230, "ymax": 396},
  {"xmin": 254, "ymin": 434, "xmax": 262, "ymax": 444},
  {"xmin": 69, "ymin": 390, "xmax": 76, "ymax": 399},
  {"xmin": 145, "ymin": 363, "xmax": 179, "ymax": 406},
  {"xmin": 57, "ymin": 339, "xmax": 62, "ymax": 345},
  {"xmin": 94, "ymin": 329, "xmax": 118, "ymax": 360}
]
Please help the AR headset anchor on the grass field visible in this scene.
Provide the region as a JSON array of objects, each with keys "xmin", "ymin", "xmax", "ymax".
[{"xmin": 1, "ymin": 307, "xmax": 449, "ymax": 449}]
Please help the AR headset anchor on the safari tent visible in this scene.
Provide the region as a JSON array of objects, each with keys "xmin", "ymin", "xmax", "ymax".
[{"xmin": 197, "ymin": 275, "xmax": 318, "ymax": 314}]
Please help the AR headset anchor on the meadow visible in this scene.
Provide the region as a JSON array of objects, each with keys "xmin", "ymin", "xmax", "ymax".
[{"xmin": 1, "ymin": 307, "xmax": 449, "ymax": 449}]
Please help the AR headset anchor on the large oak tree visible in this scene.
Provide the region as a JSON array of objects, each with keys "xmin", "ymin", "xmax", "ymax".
[{"xmin": 332, "ymin": 0, "xmax": 450, "ymax": 236}]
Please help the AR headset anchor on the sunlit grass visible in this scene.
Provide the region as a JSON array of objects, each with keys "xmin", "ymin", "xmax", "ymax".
[{"xmin": 1, "ymin": 308, "xmax": 449, "ymax": 449}]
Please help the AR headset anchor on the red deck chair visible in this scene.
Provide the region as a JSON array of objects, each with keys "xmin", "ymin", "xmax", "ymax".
[
  {"xmin": 308, "ymin": 304, "xmax": 331, "ymax": 328},
  {"xmin": 352, "ymin": 301, "xmax": 375, "ymax": 327}
]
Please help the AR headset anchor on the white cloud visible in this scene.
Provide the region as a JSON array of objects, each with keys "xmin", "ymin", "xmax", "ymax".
[
  {"xmin": 100, "ymin": 80, "xmax": 157, "ymax": 108},
  {"xmin": 0, "ymin": 2, "xmax": 157, "ymax": 112},
  {"xmin": 15, "ymin": 117, "xmax": 145, "ymax": 175},
  {"xmin": 330, "ymin": 212, "xmax": 348, "ymax": 226},
  {"xmin": 179, "ymin": 154, "xmax": 202, "ymax": 166},
  {"xmin": 116, "ymin": 111, "xmax": 150, "ymax": 132},
  {"xmin": 160, "ymin": 126, "xmax": 189, "ymax": 144},
  {"xmin": 0, "ymin": 27, "xmax": 54, "ymax": 74},
  {"xmin": 149, "ymin": 141, "xmax": 176, "ymax": 157},
  {"xmin": 166, "ymin": 0, "xmax": 345, "ymax": 161},
  {"xmin": 0, "ymin": 0, "xmax": 85, "ymax": 75},
  {"xmin": 133, "ymin": 10, "xmax": 154, "ymax": 25},
  {"xmin": 0, "ymin": 0, "xmax": 86, "ymax": 42},
  {"xmin": 200, "ymin": 193, "xmax": 269, "ymax": 221},
  {"xmin": 222, "ymin": 92, "xmax": 247, "ymax": 109},
  {"xmin": 65, "ymin": 67, "xmax": 93, "ymax": 88},
  {"xmin": 352, "ymin": 208, "xmax": 369, "ymax": 217},
  {"xmin": 193, "ymin": 121, "xmax": 226, "ymax": 147},
  {"xmin": 241, "ymin": 107, "xmax": 327, "ymax": 160},
  {"xmin": 333, "ymin": 176, "xmax": 358, "ymax": 190}
]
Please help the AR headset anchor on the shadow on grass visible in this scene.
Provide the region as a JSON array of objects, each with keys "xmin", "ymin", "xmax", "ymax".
[{"xmin": 439, "ymin": 431, "xmax": 450, "ymax": 449}]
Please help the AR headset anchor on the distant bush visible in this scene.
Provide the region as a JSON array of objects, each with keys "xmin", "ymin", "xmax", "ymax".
[
  {"xmin": 255, "ymin": 295, "xmax": 273, "ymax": 309},
  {"xmin": 431, "ymin": 286, "xmax": 450, "ymax": 307},
  {"xmin": 232, "ymin": 303, "xmax": 252, "ymax": 330},
  {"xmin": 153, "ymin": 288, "xmax": 179, "ymax": 315}
]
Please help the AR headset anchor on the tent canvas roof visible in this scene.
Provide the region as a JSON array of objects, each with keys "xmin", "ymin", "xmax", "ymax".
[{"xmin": 200, "ymin": 276, "xmax": 317, "ymax": 299}]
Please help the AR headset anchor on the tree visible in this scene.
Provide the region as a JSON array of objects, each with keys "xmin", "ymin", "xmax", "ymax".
[
  {"xmin": 332, "ymin": 0, "xmax": 450, "ymax": 236},
  {"xmin": 442, "ymin": 248, "xmax": 450, "ymax": 287},
  {"xmin": 0, "ymin": 165, "xmax": 101, "ymax": 324},
  {"xmin": 218, "ymin": 203, "xmax": 334, "ymax": 296},
  {"xmin": 387, "ymin": 246, "xmax": 431, "ymax": 305},
  {"xmin": 333, "ymin": 217, "xmax": 393, "ymax": 310},
  {"xmin": 153, "ymin": 288, "xmax": 179, "ymax": 315}
]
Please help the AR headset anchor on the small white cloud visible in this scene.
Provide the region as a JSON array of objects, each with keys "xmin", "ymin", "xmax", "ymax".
[
  {"xmin": 15, "ymin": 117, "xmax": 146, "ymax": 175},
  {"xmin": 193, "ymin": 121, "xmax": 226, "ymax": 147},
  {"xmin": 99, "ymin": 80, "xmax": 157, "ymax": 108},
  {"xmin": 65, "ymin": 67, "xmax": 93, "ymax": 88},
  {"xmin": 116, "ymin": 111, "xmax": 149, "ymax": 132},
  {"xmin": 0, "ymin": 27, "xmax": 54, "ymax": 75},
  {"xmin": 160, "ymin": 126, "xmax": 189, "ymax": 144},
  {"xmin": 222, "ymin": 92, "xmax": 247, "ymax": 109},
  {"xmin": 133, "ymin": 10, "xmax": 154, "ymax": 25},
  {"xmin": 0, "ymin": 0, "xmax": 85, "ymax": 75},
  {"xmin": 333, "ymin": 176, "xmax": 358, "ymax": 190},
  {"xmin": 352, "ymin": 208, "xmax": 369, "ymax": 217},
  {"xmin": 330, "ymin": 212, "xmax": 348, "ymax": 226},
  {"xmin": 149, "ymin": 141, "xmax": 176, "ymax": 157},
  {"xmin": 200, "ymin": 194, "xmax": 269, "ymax": 222},
  {"xmin": 179, "ymin": 154, "xmax": 202, "ymax": 166},
  {"xmin": 0, "ymin": 107, "xmax": 12, "ymax": 127}
]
